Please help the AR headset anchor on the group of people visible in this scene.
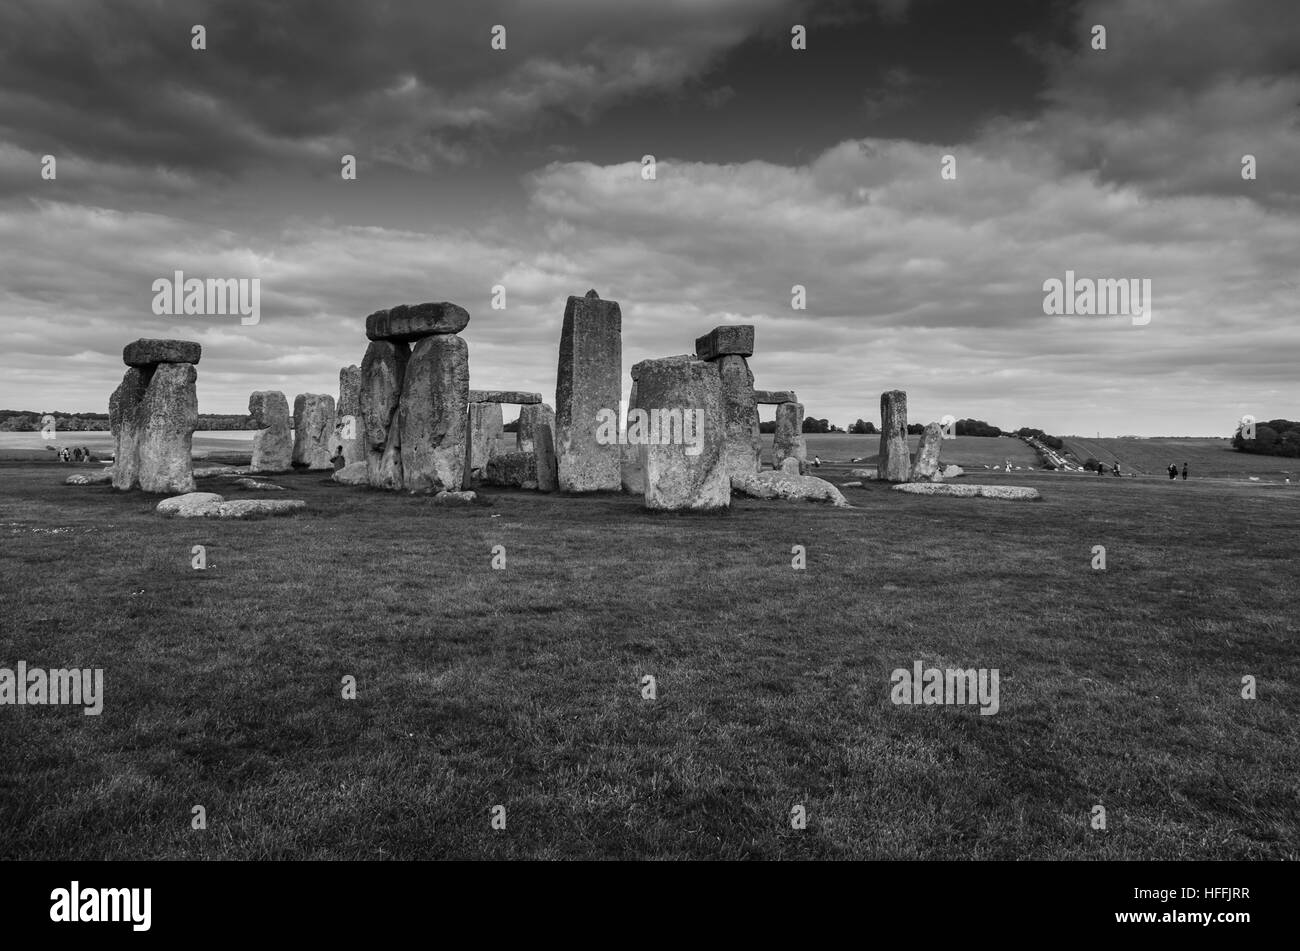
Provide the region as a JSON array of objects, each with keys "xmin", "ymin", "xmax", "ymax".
[
  {"xmin": 1093, "ymin": 460, "xmax": 1189, "ymax": 480},
  {"xmin": 56, "ymin": 446, "xmax": 94, "ymax": 463},
  {"xmin": 1168, "ymin": 463, "xmax": 1188, "ymax": 480}
]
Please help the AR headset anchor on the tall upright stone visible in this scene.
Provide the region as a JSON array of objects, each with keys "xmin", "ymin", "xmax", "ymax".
[
  {"xmin": 878, "ymin": 389, "xmax": 910, "ymax": 482},
  {"xmin": 466, "ymin": 401, "xmax": 504, "ymax": 476},
  {"xmin": 292, "ymin": 394, "xmax": 337, "ymax": 470},
  {"xmin": 631, "ymin": 355, "xmax": 729, "ymax": 511},
  {"xmin": 517, "ymin": 402, "xmax": 557, "ymax": 492},
  {"xmin": 110, "ymin": 368, "xmax": 147, "ymax": 490},
  {"xmin": 248, "ymin": 390, "xmax": 292, "ymax": 473},
  {"xmin": 136, "ymin": 363, "xmax": 198, "ymax": 494},
  {"xmin": 555, "ymin": 289, "xmax": 622, "ymax": 492},
  {"xmin": 773, "ymin": 401, "xmax": 807, "ymax": 473},
  {"xmin": 715, "ymin": 355, "xmax": 762, "ymax": 479},
  {"xmin": 335, "ymin": 365, "xmax": 365, "ymax": 466},
  {"xmin": 360, "ymin": 340, "xmax": 409, "ymax": 490},
  {"xmin": 909, "ymin": 421, "xmax": 944, "ymax": 483},
  {"xmin": 400, "ymin": 334, "xmax": 469, "ymax": 493}
]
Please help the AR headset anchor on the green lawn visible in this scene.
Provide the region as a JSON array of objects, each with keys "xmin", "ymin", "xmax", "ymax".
[
  {"xmin": 1, "ymin": 459, "xmax": 1297, "ymax": 859},
  {"xmin": 1061, "ymin": 436, "xmax": 1297, "ymax": 480}
]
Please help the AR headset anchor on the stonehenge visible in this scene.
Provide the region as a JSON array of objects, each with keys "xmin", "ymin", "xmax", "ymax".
[
  {"xmin": 248, "ymin": 391, "xmax": 292, "ymax": 473},
  {"xmin": 335, "ymin": 365, "xmax": 365, "ymax": 466},
  {"xmin": 631, "ymin": 355, "xmax": 729, "ymax": 511},
  {"xmin": 555, "ymin": 289, "xmax": 622, "ymax": 492},
  {"xmin": 772, "ymin": 401, "xmax": 807, "ymax": 474},
  {"xmin": 466, "ymin": 401, "xmax": 504, "ymax": 477},
  {"xmin": 754, "ymin": 390, "xmax": 797, "ymax": 405},
  {"xmin": 109, "ymin": 339, "xmax": 199, "ymax": 494},
  {"xmin": 471, "ymin": 390, "xmax": 541, "ymax": 405},
  {"xmin": 909, "ymin": 421, "xmax": 944, "ymax": 483},
  {"xmin": 516, "ymin": 402, "xmax": 558, "ymax": 492},
  {"xmin": 694, "ymin": 325, "xmax": 761, "ymax": 482},
  {"xmin": 359, "ymin": 301, "xmax": 469, "ymax": 493},
  {"xmin": 292, "ymin": 393, "xmax": 337, "ymax": 470},
  {"xmin": 878, "ymin": 390, "xmax": 910, "ymax": 482}
]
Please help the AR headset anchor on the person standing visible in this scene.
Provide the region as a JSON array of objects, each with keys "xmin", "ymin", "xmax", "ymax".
[
  {"xmin": 1182, "ymin": 462, "xmax": 1188, "ymax": 480},
  {"xmin": 1167, "ymin": 463, "xmax": 1177, "ymax": 480}
]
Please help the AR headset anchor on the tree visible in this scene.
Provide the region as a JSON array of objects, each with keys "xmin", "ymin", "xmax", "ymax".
[{"xmin": 848, "ymin": 418, "xmax": 876, "ymax": 435}]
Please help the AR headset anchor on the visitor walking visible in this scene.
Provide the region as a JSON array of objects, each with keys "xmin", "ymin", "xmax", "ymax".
[{"xmin": 1182, "ymin": 463, "xmax": 1188, "ymax": 480}]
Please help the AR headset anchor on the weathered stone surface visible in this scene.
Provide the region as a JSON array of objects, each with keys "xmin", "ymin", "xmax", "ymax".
[
  {"xmin": 892, "ymin": 483, "xmax": 1040, "ymax": 501},
  {"xmin": 332, "ymin": 461, "xmax": 368, "ymax": 485},
  {"xmin": 555, "ymin": 291, "xmax": 622, "ymax": 492},
  {"xmin": 466, "ymin": 401, "xmax": 504, "ymax": 477},
  {"xmin": 123, "ymin": 338, "xmax": 201, "ymax": 368},
  {"xmin": 156, "ymin": 492, "xmax": 225, "ymax": 517},
  {"xmin": 909, "ymin": 421, "xmax": 944, "ymax": 483},
  {"xmin": 248, "ymin": 390, "xmax": 292, "ymax": 473},
  {"xmin": 434, "ymin": 489, "xmax": 477, "ymax": 505},
  {"xmin": 365, "ymin": 302, "xmax": 470, "ymax": 341},
  {"xmin": 517, "ymin": 402, "xmax": 557, "ymax": 492},
  {"xmin": 631, "ymin": 355, "xmax": 729, "ymax": 511},
  {"xmin": 878, "ymin": 390, "xmax": 910, "ymax": 482},
  {"xmin": 780, "ymin": 457, "xmax": 803, "ymax": 476},
  {"xmin": 754, "ymin": 390, "xmax": 797, "ymax": 405},
  {"xmin": 695, "ymin": 325, "xmax": 754, "ymax": 361},
  {"xmin": 232, "ymin": 478, "xmax": 284, "ymax": 491},
  {"xmin": 292, "ymin": 393, "xmax": 337, "ymax": 470},
  {"xmin": 400, "ymin": 333, "xmax": 469, "ymax": 493},
  {"xmin": 842, "ymin": 480, "xmax": 864, "ymax": 488},
  {"xmin": 470, "ymin": 390, "xmax": 541, "ymax": 404},
  {"xmin": 773, "ymin": 401, "xmax": 806, "ymax": 473},
  {"xmin": 361, "ymin": 340, "xmax": 410, "ymax": 490},
  {"xmin": 716, "ymin": 354, "xmax": 762, "ymax": 480},
  {"xmin": 942, "ymin": 464, "xmax": 965, "ymax": 478},
  {"xmin": 193, "ymin": 465, "xmax": 249, "ymax": 478},
  {"xmin": 483, "ymin": 450, "xmax": 538, "ymax": 489},
  {"xmin": 620, "ymin": 382, "xmax": 644, "ymax": 495},
  {"xmin": 850, "ymin": 468, "xmax": 877, "ymax": 479},
  {"xmin": 110, "ymin": 368, "xmax": 147, "ymax": 490},
  {"xmin": 335, "ymin": 365, "xmax": 365, "ymax": 466},
  {"xmin": 214, "ymin": 499, "xmax": 307, "ymax": 518},
  {"xmin": 732, "ymin": 471, "xmax": 851, "ymax": 507},
  {"xmin": 135, "ymin": 362, "xmax": 198, "ymax": 494},
  {"xmin": 65, "ymin": 470, "xmax": 113, "ymax": 485}
]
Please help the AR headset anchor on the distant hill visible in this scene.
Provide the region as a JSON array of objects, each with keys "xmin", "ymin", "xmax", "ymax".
[{"xmin": 1060, "ymin": 436, "xmax": 1298, "ymax": 480}]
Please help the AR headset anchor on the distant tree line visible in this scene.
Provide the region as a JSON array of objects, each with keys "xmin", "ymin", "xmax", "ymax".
[
  {"xmin": 1233, "ymin": 418, "xmax": 1300, "ymax": 457},
  {"xmin": 0, "ymin": 409, "xmax": 256, "ymax": 432},
  {"xmin": 1016, "ymin": 427, "xmax": 1064, "ymax": 451}
]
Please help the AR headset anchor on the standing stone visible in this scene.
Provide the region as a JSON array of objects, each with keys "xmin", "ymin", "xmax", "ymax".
[
  {"xmin": 292, "ymin": 394, "xmax": 337, "ymax": 470},
  {"xmin": 909, "ymin": 421, "xmax": 944, "ymax": 483},
  {"xmin": 361, "ymin": 340, "xmax": 409, "ymax": 490},
  {"xmin": 248, "ymin": 390, "xmax": 292, "ymax": 473},
  {"xmin": 555, "ymin": 289, "xmax": 622, "ymax": 492},
  {"xmin": 400, "ymin": 334, "xmax": 469, "ymax": 493},
  {"xmin": 878, "ymin": 390, "xmax": 910, "ymax": 482},
  {"xmin": 631, "ymin": 356, "xmax": 729, "ymax": 511},
  {"xmin": 136, "ymin": 363, "xmax": 198, "ymax": 494},
  {"xmin": 715, "ymin": 354, "xmax": 761, "ymax": 480},
  {"xmin": 466, "ymin": 401, "xmax": 504, "ymax": 476},
  {"xmin": 517, "ymin": 402, "xmax": 557, "ymax": 492},
  {"xmin": 773, "ymin": 401, "xmax": 807, "ymax": 473},
  {"xmin": 335, "ymin": 365, "xmax": 365, "ymax": 466},
  {"xmin": 110, "ymin": 368, "xmax": 147, "ymax": 490}
]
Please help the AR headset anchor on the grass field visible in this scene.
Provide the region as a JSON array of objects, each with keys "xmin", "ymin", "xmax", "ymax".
[
  {"xmin": 1, "ymin": 456, "xmax": 1297, "ymax": 860},
  {"xmin": 1060, "ymin": 436, "xmax": 1297, "ymax": 481},
  {"xmin": 799, "ymin": 433, "xmax": 1040, "ymax": 470}
]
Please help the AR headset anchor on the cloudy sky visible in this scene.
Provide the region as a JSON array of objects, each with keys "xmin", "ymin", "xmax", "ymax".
[{"xmin": 1, "ymin": 0, "xmax": 1296, "ymax": 436}]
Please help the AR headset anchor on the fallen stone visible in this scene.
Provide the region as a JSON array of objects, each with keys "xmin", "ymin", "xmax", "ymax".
[
  {"xmin": 156, "ymin": 492, "xmax": 225, "ymax": 517},
  {"xmin": 942, "ymin": 465, "xmax": 965, "ymax": 478},
  {"xmin": 631, "ymin": 355, "xmax": 729, "ymax": 511},
  {"xmin": 909, "ymin": 421, "xmax": 944, "ymax": 483},
  {"xmin": 213, "ymin": 499, "xmax": 307, "ymax": 518},
  {"xmin": 695, "ymin": 324, "xmax": 754, "ymax": 361},
  {"xmin": 773, "ymin": 401, "xmax": 807, "ymax": 472},
  {"xmin": 232, "ymin": 478, "xmax": 284, "ymax": 491},
  {"xmin": 65, "ymin": 470, "xmax": 113, "ymax": 485},
  {"xmin": 249, "ymin": 390, "xmax": 292, "ymax": 473},
  {"xmin": 332, "ymin": 461, "xmax": 368, "ymax": 485},
  {"xmin": 365, "ymin": 302, "xmax": 470, "ymax": 341},
  {"xmin": 123, "ymin": 338, "xmax": 201, "ymax": 368},
  {"xmin": 850, "ymin": 468, "xmax": 877, "ymax": 479},
  {"xmin": 292, "ymin": 393, "xmax": 337, "ymax": 470},
  {"xmin": 732, "ymin": 471, "xmax": 851, "ymax": 507},
  {"xmin": 780, "ymin": 456, "xmax": 803, "ymax": 476},
  {"xmin": 891, "ymin": 483, "xmax": 1040, "ymax": 501},
  {"xmin": 433, "ymin": 489, "xmax": 477, "ymax": 505},
  {"xmin": 193, "ymin": 465, "xmax": 249, "ymax": 477},
  {"xmin": 555, "ymin": 290, "xmax": 622, "ymax": 492},
  {"xmin": 470, "ymin": 390, "xmax": 542, "ymax": 404},
  {"xmin": 400, "ymin": 333, "xmax": 469, "ymax": 493},
  {"xmin": 483, "ymin": 450, "xmax": 538, "ymax": 489},
  {"xmin": 842, "ymin": 480, "xmax": 864, "ymax": 488},
  {"xmin": 754, "ymin": 390, "xmax": 797, "ymax": 405},
  {"xmin": 878, "ymin": 390, "xmax": 909, "ymax": 482}
]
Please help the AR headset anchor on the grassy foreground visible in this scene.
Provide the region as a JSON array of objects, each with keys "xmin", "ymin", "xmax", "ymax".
[{"xmin": 1, "ymin": 459, "xmax": 1297, "ymax": 860}]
